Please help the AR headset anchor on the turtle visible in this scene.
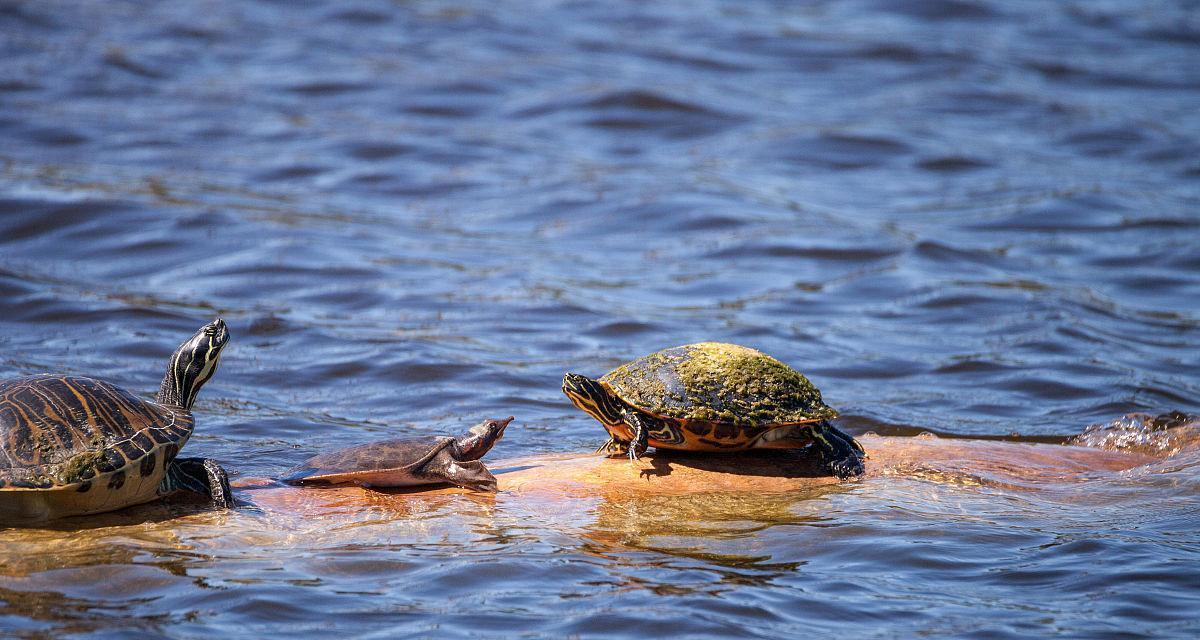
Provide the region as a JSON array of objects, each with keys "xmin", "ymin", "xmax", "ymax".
[
  {"xmin": 0, "ymin": 318, "xmax": 233, "ymax": 524},
  {"xmin": 280, "ymin": 416, "xmax": 513, "ymax": 491},
  {"xmin": 561, "ymin": 342, "xmax": 866, "ymax": 479}
]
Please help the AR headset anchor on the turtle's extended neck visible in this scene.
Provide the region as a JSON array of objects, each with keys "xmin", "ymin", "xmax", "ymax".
[
  {"xmin": 155, "ymin": 318, "xmax": 229, "ymax": 409},
  {"xmin": 156, "ymin": 352, "xmax": 221, "ymax": 410},
  {"xmin": 156, "ymin": 375, "xmax": 189, "ymax": 409}
]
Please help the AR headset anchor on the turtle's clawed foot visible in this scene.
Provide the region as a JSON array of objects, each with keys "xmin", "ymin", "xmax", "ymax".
[
  {"xmin": 161, "ymin": 457, "xmax": 235, "ymax": 508},
  {"xmin": 204, "ymin": 459, "xmax": 235, "ymax": 508},
  {"xmin": 624, "ymin": 411, "xmax": 650, "ymax": 461},
  {"xmin": 597, "ymin": 437, "xmax": 629, "ymax": 457},
  {"xmin": 446, "ymin": 460, "xmax": 498, "ymax": 492},
  {"xmin": 812, "ymin": 423, "xmax": 866, "ymax": 480},
  {"xmin": 628, "ymin": 439, "xmax": 648, "ymax": 462}
]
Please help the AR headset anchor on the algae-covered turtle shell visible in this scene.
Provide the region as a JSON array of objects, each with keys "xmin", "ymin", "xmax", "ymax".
[
  {"xmin": 563, "ymin": 343, "xmax": 864, "ymax": 478},
  {"xmin": 600, "ymin": 342, "xmax": 837, "ymax": 427}
]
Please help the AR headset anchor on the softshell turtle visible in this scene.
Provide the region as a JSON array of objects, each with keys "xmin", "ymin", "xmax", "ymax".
[
  {"xmin": 0, "ymin": 318, "xmax": 233, "ymax": 524},
  {"xmin": 562, "ymin": 342, "xmax": 866, "ymax": 478},
  {"xmin": 281, "ymin": 417, "xmax": 513, "ymax": 491}
]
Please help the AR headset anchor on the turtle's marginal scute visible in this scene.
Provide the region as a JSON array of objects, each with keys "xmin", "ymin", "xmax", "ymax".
[
  {"xmin": 139, "ymin": 452, "xmax": 157, "ymax": 477},
  {"xmin": 107, "ymin": 470, "xmax": 126, "ymax": 490},
  {"xmin": 601, "ymin": 342, "xmax": 837, "ymax": 426}
]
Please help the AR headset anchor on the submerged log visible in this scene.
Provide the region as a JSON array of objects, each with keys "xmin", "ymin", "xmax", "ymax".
[{"xmin": 238, "ymin": 427, "xmax": 1200, "ymax": 518}]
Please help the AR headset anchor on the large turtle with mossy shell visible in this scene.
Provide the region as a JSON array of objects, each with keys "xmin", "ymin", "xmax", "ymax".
[
  {"xmin": 562, "ymin": 342, "xmax": 865, "ymax": 478},
  {"xmin": 0, "ymin": 318, "xmax": 234, "ymax": 524}
]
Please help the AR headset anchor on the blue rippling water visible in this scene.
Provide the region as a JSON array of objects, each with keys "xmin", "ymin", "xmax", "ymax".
[{"xmin": 1, "ymin": 1, "xmax": 1198, "ymax": 638}]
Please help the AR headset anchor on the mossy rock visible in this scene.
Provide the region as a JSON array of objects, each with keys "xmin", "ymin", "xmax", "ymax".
[{"xmin": 600, "ymin": 342, "xmax": 836, "ymax": 427}]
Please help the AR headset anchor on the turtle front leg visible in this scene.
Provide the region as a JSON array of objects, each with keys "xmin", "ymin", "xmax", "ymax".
[
  {"xmin": 596, "ymin": 436, "xmax": 630, "ymax": 457},
  {"xmin": 159, "ymin": 458, "xmax": 235, "ymax": 508},
  {"xmin": 622, "ymin": 410, "xmax": 650, "ymax": 461},
  {"xmin": 443, "ymin": 459, "xmax": 498, "ymax": 492},
  {"xmin": 810, "ymin": 422, "xmax": 866, "ymax": 479}
]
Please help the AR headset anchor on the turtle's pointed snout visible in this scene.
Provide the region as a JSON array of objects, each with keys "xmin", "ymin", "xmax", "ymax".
[
  {"xmin": 486, "ymin": 416, "xmax": 513, "ymax": 439},
  {"xmin": 204, "ymin": 317, "xmax": 229, "ymax": 343},
  {"xmin": 458, "ymin": 416, "xmax": 514, "ymax": 460}
]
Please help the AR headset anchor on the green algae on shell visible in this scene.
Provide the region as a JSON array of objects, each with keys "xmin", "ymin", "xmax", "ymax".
[
  {"xmin": 599, "ymin": 342, "xmax": 837, "ymax": 426},
  {"xmin": 54, "ymin": 443, "xmax": 107, "ymax": 485}
]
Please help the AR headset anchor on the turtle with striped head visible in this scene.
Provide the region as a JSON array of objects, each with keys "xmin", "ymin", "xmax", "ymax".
[
  {"xmin": 0, "ymin": 318, "xmax": 233, "ymax": 524},
  {"xmin": 563, "ymin": 342, "xmax": 865, "ymax": 479}
]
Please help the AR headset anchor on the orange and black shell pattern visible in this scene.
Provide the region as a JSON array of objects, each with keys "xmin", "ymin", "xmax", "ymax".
[
  {"xmin": 594, "ymin": 407, "xmax": 820, "ymax": 452},
  {"xmin": 0, "ymin": 375, "xmax": 193, "ymax": 491}
]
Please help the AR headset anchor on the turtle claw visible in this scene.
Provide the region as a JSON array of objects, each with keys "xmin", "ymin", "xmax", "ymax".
[
  {"xmin": 597, "ymin": 437, "xmax": 629, "ymax": 457},
  {"xmin": 628, "ymin": 439, "xmax": 648, "ymax": 461},
  {"xmin": 204, "ymin": 459, "xmax": 235, "ymax": 508},
  {"xmin": 161, "ymin": 457, "xmax": 235, "ymax": 507},
  {"xmin": 624, "ymin": 411, "xmax": 650, "ymax": 461}
]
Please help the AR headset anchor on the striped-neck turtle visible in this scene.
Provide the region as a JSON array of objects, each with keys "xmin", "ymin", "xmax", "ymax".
[
  {"xmin": 0, "ymin": 319, "xmax": 233, "ymax": 524},
  {"xmin": 562, "ymin": 342, "xmax": 865, "ymax": 478},
  {"xmin": 281, "ymin": 417, "xmax": 513, "ymax": 491}
]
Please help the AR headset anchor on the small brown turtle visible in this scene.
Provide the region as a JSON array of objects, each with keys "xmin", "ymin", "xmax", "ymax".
[
  {"xmin": 280, "ymin": 417, "xmax": 513, "ymax": 491},
  {"xmin": 0, "ymin": 318, "xmax": 233, "ymax": 524}
]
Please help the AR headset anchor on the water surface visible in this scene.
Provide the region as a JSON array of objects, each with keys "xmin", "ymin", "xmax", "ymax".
[{"xmin": 1, "ymin": 0, "xmax": 1199, "ymax": 637}]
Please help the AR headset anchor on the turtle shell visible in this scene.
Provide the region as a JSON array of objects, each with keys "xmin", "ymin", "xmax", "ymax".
[
  {"xmin": 281, "ymin": 436, "xmax": 455, "ymax": 487},
  {"xmin": 600, "ymin": 342, "xmax": 837, "ymax": 428},
  {"xmin": 0, "ymin": 375, "xmax": 193, "ymax": 492}
]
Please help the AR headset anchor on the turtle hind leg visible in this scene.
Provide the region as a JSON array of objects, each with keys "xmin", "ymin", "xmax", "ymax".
[
  {"xmin": 811, "ymin": 422, "xmax": 865, "ymax": 480},
  {"xmin": 160, "ymin": 458, "xmax": 235, "ymax": 508},
  {"xmin": 443, "ymin": 459, "xmax": 498, "ymax": 492}
]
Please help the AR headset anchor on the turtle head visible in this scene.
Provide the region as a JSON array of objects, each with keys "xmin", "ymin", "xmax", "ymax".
[
  {"xmin": 562, "ymin": 373, "xmax": 623, "ymax": 426},
  {"xmin": 157, "ymin": 318, "xmax": 230, "ymax": 409},
  {"xmin": 453, "ymin": 416, "xmax": 513, "ymax": 461}
]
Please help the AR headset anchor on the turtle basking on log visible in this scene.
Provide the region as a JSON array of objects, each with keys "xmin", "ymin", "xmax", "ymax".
[
  {"xmin": 563, "ymin": 342, "xmax": 866, "ymax": 478},
  {"xmin": 0, "ymin": 318, "xmax": 233, "ymax": 524},
  {"xmin": 281, "ymin": 417, "xmax": 513, "ymax": 492}
]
